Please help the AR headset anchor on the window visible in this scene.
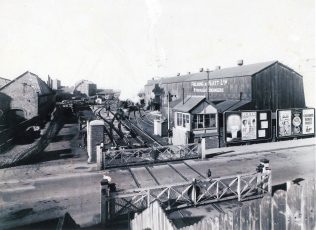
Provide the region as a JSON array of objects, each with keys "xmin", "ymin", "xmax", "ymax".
[
  {"xmin": 177, "ymin": 113, "xmax": 182, "ymax": 126},
  {"xmin": 193, "ymin": 114, "xmax": 216, "ymax": 129},
  {"xmin": 176, "ymin": 112, "xmax": 190, "ymax": 127}
]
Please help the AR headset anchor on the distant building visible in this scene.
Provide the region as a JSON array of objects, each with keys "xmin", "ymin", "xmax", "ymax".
[
  {"xmin": 0, "ymin": 71, "xmax": 55, "ymax": 121},
  {"xmin": 73, "ymin": 80, "xmax": 97, "ymax": 97},
  {"xmin": 0, "ymin": 77, "xmax": 10, "ymax": 88},
  {"xmin": 52, "ymin": 79, "xmax": 61, "ymax": 90}
]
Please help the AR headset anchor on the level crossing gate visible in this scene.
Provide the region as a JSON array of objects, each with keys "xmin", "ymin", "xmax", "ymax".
[
  {"xmin": 97, "ymin": 143, "xmax": 200, "ymax": 169},
  {"xmin": 100, "ymin": 170, "xmax": 271, "ymax": 224}
]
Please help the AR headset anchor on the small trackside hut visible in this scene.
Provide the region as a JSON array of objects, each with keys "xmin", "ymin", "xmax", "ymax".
[{"xmin": 172, "ymin": 96, "xmax": 218, "ymax": 146}]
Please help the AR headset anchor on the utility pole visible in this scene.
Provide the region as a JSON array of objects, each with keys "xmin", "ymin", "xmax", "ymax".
[{"xmin": 206, "ymin": 68, "xmax": 210, "ymax": 100}]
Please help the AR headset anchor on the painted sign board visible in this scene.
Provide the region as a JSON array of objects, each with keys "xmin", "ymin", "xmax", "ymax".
[
  {"xmin": 276, "ymin": 108, "xmax": 315, "ymax": 138},
  {"xmin": 224, "ymin": 110, "xmax": 272, "ymax": 144}
]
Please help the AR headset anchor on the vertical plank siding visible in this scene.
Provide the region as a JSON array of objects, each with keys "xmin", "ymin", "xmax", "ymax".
[
  {"xmin": 252, "ymin": 63, "xmax": 305, "ymax": 111},
  {"xmin": 130, "ymin": 201, "xmax": 176, "ymax": 230}
]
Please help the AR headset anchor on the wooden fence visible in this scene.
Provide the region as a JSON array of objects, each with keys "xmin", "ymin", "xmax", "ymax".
[
  {"xmin": 129, "ymin": 177, "xmax": 315, "ymax": 230},
  {"xmin": 179, "ymin": 177, "xmax": 316, "ymax": 230},
  {"xmin": 130, "ymin": 201, "xmax": 175, "ymax": 230}
]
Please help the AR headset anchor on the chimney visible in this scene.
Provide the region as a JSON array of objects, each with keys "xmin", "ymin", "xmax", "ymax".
[
  {"xmin": 237, "ymin": 60, "xmax": 243, "ymax": 66},
  {"xmin": 187, "ymin": 72, "xmax": 191, "ymax": 75},
  {"xmin": 214, "ymin": 66, "xmax": 221, "ymax": 70},
  {"xmin": 177, "ymin": 73, "xmax": 180, "ymax": 76},
  {"xmin": 199, "ymin": 68, "xmax": 204, "ymax": 72}
]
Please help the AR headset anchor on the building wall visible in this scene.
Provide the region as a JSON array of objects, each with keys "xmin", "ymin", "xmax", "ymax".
[
  {"xmin": 252, "ymin": 62, "xmax": 305, "ymax": 111},
  {"xmin": 145, "ymin": 76, "xmax": 252, "ymax": 107},
  {"xmin": 52, "ymin": 79, "xmax": 61, "ymax": 90},
  {"xmin": 0, "ymin": 82, "xmax": 38, "ymax": 119},
  {"xmin": 0, "ymin": 77, "xmax": 10, "ymax": 88}
]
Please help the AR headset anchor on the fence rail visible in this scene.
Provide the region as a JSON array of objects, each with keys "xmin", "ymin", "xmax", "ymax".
[
  {"xmin": 101, "ymin": 170, "xmax": 271, "ymax": 224},
  {"xmin": 97, "ymin": 143, "xmax": 200, "ymax": 169}
]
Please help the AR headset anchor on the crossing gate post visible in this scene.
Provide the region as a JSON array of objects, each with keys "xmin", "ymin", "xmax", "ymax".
[
  {"xmin": 96, "ymin": 144, "xmax": 103, "ymax": 170},
  {"xmin": 100, "ymin": 178, "xmax": 110, "ymax": 226}
]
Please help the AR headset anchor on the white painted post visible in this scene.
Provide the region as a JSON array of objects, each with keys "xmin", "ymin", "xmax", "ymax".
[
  {"xmin": 201, "ymin": 137, "xmax": 206, "ymax": 159},
  {"xmin": 96, "ymin": 144, "xmax": 103, "ymax": 170},
  {"xmin": 237, "ymin": 175, "xmax": 241, "ymax": 201}
]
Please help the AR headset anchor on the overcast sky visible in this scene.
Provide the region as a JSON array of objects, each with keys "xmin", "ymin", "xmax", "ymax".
[{"xmin": 0, "ymin": 0, "xmax": 315, "ymax": 105}]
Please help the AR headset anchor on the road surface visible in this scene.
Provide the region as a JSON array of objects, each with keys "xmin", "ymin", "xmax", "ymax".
[{"xmin": 0, "ymin": 138, "xmax": 315, "ymax": 229}]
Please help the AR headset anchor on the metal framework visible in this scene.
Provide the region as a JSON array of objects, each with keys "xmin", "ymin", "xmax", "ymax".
[
  {"xmin": 99, "ymin": 143, "xmax": 200, "ymax": 169},
  {"xmin": 102, "ymin": 171, "xmax": 271, "ymax": 220}
]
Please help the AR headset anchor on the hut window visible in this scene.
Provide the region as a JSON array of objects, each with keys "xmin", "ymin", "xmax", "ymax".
[
  {"xmin": 193, "ymin": 114, "xmax": 216, "ymax": 129},
  {"xmin": 205, "ymin": 114, "xmax": 216, "ymax": 128}
]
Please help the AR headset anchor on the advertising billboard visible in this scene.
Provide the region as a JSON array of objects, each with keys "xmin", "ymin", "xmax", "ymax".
[
  {"xmin": 276, "ymin": 108, "xmax": 315, "ymax": 138},
  {"xmin": 224, "ymin": 110, "xmax": 272, "ymax": 144},
  {"xmin": 278, "ymin": 110, "xmax": 291, "ymax": 137},
  {"xmin": 302, "ymin": 109, "xmax": 315, "ymax": 135}
]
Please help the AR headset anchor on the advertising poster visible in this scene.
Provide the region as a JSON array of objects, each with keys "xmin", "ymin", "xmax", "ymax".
[
  {"xmin": 226, "ymin": 113, "xmax": 242, "ymax": 142},
  {"xmin": 291, "ymin": 109, "xmax": 302, "ymax": 135},
  {"xmin": 241, "ymin": 112, "xmax": 257, "ymax": 140},
  {"xmin": 302, "ymin": 109, "xmax": 315, "ymax": 135},
  {"xmin": 278, "ymin": 110, "xmax": 291, "ymax": 137}
]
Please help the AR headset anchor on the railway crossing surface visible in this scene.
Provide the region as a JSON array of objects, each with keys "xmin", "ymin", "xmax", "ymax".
[{"xmin": 0, "ymin": 138, "xmax": 315, "ymax": 229}]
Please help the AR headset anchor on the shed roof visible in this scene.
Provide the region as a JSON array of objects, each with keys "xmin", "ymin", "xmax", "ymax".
[
  {"xmin": 173, "ymin": 96, "xmax": 205, "ymax": 113},
  {"xmin": 215, "ymin": 100, "xmax": 252, "ymax": 113},
  {"xmin": 146, "ymin": 60, "xmax": 278, "ymax": 86}
]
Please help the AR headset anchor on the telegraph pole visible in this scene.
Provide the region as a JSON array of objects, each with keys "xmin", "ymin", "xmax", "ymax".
[{"xmin": 206, "ymin": 68, "xmax": 210, "ymax": 100}]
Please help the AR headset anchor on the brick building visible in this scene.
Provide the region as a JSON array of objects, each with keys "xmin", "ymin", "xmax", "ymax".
[{"xmin": 0, "ymin": 71, "xmax": 55, "ymax": 122}]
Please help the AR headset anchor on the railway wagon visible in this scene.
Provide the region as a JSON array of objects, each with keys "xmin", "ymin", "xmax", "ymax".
[{"xmin": 144, "ymin": 60, "xmax": 305, "ymax": 115}]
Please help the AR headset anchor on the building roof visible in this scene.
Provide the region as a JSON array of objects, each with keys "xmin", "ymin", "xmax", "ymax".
[
  {"xmin": 215, "ymin": 100, "xmax": 252, "ymax": 113},
  {"xmin": 0, "ymin": 71, "xmax": 52, "ymax": 95},
  {"xmin": 173, "ymin": 96, "xmax": 206, "ymax": 113},
  {"xmin": 173, "ymin": 96, "xmax": 218, "ymax": 114},
  {"xmin": 146, "ymin": 60, "xmax": 278, "ymax": 86},
  {"xmin": 0, "ymin": 77, "xmax": 11, "ymax": 88}
]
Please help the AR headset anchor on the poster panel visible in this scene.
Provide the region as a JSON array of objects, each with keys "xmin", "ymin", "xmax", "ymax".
[
  {"xmin": 241, "ymin": 112, "xmax": 257, "ymax": 140},
  {"xmin": 302, "ymin": 109, "xmax": 315, "ymax": 135},
  {"xmin": 278, "ymin": 110, "xmax": 291, "ymax": 137},
  {"xmin": 291, "ymin": 109, "xmax": 302, "ymax": 135},
  {"xmin": 226, "ymin": 113, "xmax": 242, "ymax": 143}
]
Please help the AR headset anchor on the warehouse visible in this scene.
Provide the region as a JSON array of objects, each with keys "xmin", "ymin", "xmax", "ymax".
[
  {"xmin": 144, "ymin": 60, "xmax": 306, "ymax": 114},
  {"xmin": 0, "ymin": 71, "xmax": 54, "ymax": 124}
]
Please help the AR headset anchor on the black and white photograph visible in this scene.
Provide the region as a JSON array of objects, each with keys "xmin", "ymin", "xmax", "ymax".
[{"xmin": 0, "ymin": 0, "xmax": 315, "ymax": 229}]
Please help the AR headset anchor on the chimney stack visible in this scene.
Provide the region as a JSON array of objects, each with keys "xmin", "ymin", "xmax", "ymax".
[
  {"xmin": 177, "ymin": 73, "xmax": 180, "ymax": 76},
  {"xmin": 214, "ymin": 66, "xmax": 221, "ymax": 70},
  {"xmin": 237, "ymin": 60, "xmax": 243, "ymax": 66},
  {"xmin": 187, "ymin": 72, "xmax": 191, "ymax": 75},
  {"xmin": 199, "ymin": 68, "xmax": 204, "ymax": 72}
]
